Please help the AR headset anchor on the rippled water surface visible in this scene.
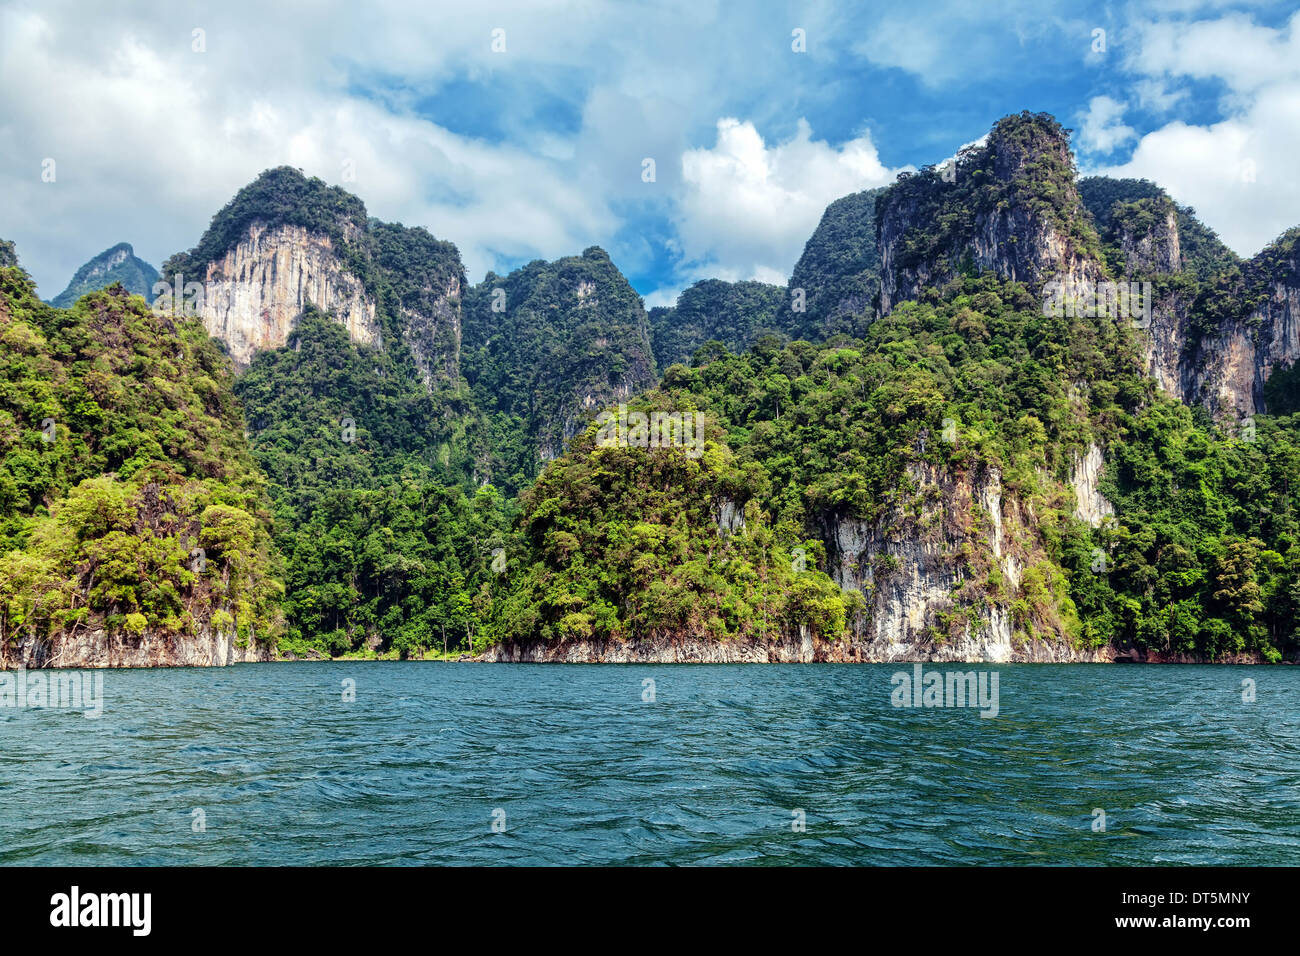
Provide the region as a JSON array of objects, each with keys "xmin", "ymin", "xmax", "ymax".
[{"xmin": 1, "ymin": 662, "xmax": 1297, "ymax": 865}]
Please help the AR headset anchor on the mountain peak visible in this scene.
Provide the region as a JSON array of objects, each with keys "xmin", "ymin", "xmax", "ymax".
[
  {"xmin": 49, "ymin": 241, "xmax": 159, "ymax": 309},
  {"xmin": 164, "ymin": 167, "xmax": 369, "ymax": 280},
  {"xmin": 877, "ymin": 110, "xmax": 1102, "ymax": 313}
]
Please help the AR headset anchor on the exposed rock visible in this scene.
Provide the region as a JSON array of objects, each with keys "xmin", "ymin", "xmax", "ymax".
[
  {"xmin": 714, "ymin": 498, "xmax": 745, "ymax": 535},
  {"xmin": 816, "ymin": 461, "xmax": 1091, "ymax": 662},
  {"xmin": 3, "ymin": 624, "xmax": 268, "ymax": 669},
  {"xmin": 878, "ymin": 116, "xmax": 1104, "ymax": 315},
  {"xmin": 479, "ymin": 630, "xmax": 1110, "ymax": 663},
  {"xmin": 1070, "ymin": 444, "xmax": 1114, "ymax": 528},
  {"xmin": 1183, "ymin": 257, "xmax": 1300, "ymax": 420},
  {"xmin": 194, "ymin": 222, "xmax": 380, "ymax": 368}
]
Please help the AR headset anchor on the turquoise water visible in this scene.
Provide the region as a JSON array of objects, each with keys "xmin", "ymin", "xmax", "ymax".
[{"xmin": 1, "ymin": 662, "xmax": 1297, "ymax": 865}]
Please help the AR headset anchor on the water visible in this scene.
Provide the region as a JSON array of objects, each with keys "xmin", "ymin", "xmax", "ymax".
[{"xmin": 1, "ymin": 662, "xmax": 1297, "ymax": 865}]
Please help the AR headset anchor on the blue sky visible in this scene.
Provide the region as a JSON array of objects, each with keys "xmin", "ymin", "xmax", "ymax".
[{"xmin": 3, "ymin": 0, "xmax": 1300, "ymax": 306}]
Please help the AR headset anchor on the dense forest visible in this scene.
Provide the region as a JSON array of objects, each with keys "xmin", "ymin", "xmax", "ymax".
[
  {"xmin": 648, "ymin": 278, "xmax": 786, "ymax": 368},
  {"xmin": 0, "ymin": 264, "xmax": 280, "ymax": 657},
  {"xmin": 461, "ymin": 245, "xmax": 657, "ymax": 473}
]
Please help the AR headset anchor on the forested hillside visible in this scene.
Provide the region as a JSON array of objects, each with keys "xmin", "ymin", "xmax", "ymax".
[
  {"xmin": 7, "ymin": 110, "xmax": 1300, "ymax": 666},
  {"xmin": 648, "ymin": 279, "xmax": 786, "ymax": 368},
  {"xmin": 461, "ymin": 246, "xmax": 657, "ymax": 470},
  {"xmin": 0, "ymin": 256, "xmax": 281, "ymax": 665},
  {"xmin": 501, "ymin": 276, "xmax": 1300, "ymax": 660},
  {"xmin": 786, "ymin": 187, "xmax": 886, "ymax": 339},
  {"xmin": 233, "ymin": 308, "xmax": 513, "ymax": 657}
]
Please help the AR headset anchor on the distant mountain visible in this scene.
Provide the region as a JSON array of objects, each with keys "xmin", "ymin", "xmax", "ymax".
[
  {"xmin": 49, "ymin": 242, "xmax": 159, "ymax": 308},
  {"xmin": 648, "ymin": 278, "xmax": 787, "ymax": 369},
  {"xmin": 787, "ymin": 186, "xmax": 886, "ymax": 339},
  {"xmin": 462, "ymin": 246, "xmax": 658, "ymax": 465}
]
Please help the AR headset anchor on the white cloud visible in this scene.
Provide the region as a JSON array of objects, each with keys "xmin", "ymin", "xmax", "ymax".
[
  {"xmin": 0, "ymin": 5, "xmax": 631, "ymax": 294},
  {"xmin": 672, "ymin": 117, "xmax": 906, "ymax": 285},
  {"xmin": 849, "ymin": 0, "xmax": 1073, "ymax": 85},
  {"xmin": 641, "ymin": 286, "xmax": 682, "ymax": 310},
  {"xmin": 1101, "ymin": 10, "xmax": 1300, "ymax": 256},
  {"xmin": 0, "ymin": 0, "xmax": 822, "ymax": 295},
  {"xmin": 1133, "ymin": 78, "xmax": 1188, "ymax": 113},
  {"xmin": 1124, "ymin": 11, "xmax": 1300, "ymax": 97},
  {"xmin": 1077, "ymin": 95, "xmax": 1138, "ymax": 155}
]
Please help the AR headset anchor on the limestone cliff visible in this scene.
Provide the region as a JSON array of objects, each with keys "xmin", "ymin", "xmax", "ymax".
[
  {"xmin": 3, "ymin": 624, "xmax": 268, "ymax": 669},
  {"xmin": 194, "ymin": 222, "xmax": 379, "ymax": 368},
  {"xmin": 1069, "ymin": 443, "xmax": 1114, "ymax": 528},
  {"xmin": 1183, "ymin": 232, "xmax": 1300, "ymax": 420},
  {"xmin": 164, "ymin": 167, "xmax": 464, "ymax": 390},
  {"xmin": 816, "ymin": 462, "xmax": 1097, "ymax": 663},
  {"xmin": 1079, "ymin": 177, "xmax": 1300, "ymax": 422}
]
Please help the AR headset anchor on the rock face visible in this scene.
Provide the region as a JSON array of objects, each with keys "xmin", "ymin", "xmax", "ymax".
[
  {"xmin": 1079, "ymin": 178, "xmax": 1300, "ymax": 422},
  {"xmin": 195, "ymin": 222, "xmax": 380, "ymax": 368},
  {"xmin": 816, "ymin": 462, "xmax": 1094, "ymax": 662},
  {"xmin": 3, "ymin": 626, "xmax": 268, "ymax": 669},
  {"xmin": 164, "ymin": 167, "xmax": 465, "ymax": 390},
  {"xmin": 1070, "ymin": 444, "xmax": 1114, "ymax": 528},
  {"xmin": 878, "ymin": 114, "xmax": 1103, "ymax": 316},
  {"xmin": 1182, "ymin": 240, "xmax": 1300, "ymax": 421}
]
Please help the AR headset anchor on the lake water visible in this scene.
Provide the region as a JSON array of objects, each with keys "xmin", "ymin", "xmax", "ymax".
[{"xmin": 1, "ymin": 662, "xmax": 1297, "ymax": 865}]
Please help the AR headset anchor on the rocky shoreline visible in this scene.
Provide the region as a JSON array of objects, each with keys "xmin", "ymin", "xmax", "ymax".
[
  {"xmin": 1, "ymin": 631, "xmax": 1282, "ymax": 669},
  {"xmin": 474, "ymin": 635, "xmax": 1263, "ymax": 664},
  {"xmin": 0, "ymin": 628, "xmax": 268, "ymax": 669}
]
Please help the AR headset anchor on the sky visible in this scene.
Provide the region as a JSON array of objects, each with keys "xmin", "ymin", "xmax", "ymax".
[{"xmin": 2, "ymin": 0, "xmax": 1299, "ymax": 307}]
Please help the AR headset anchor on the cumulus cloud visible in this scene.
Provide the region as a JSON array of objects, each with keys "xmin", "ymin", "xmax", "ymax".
[
  {"xmin": 0, "ymin": 5, "xmax": 634, "ymax": 293},
  {"xmin": 1124, "ymin": 11, "xmax": 1300, "ymax": 98},
  {"xmin": 8, "ymin": 0, "xmax": 1300, "ymax": 302},
  {"xmin": 1077, "ymin": 96, "xmax": 1137, "ymax": 155},
  {"xmin": 848, "ymin": 0, "xmax": 1074, "ymax": 86},
  {"xmin": 0, "ymin": 0, "xmax": 827, "ymax": 295},
  {"xmin": 1101, "ymin": 10, "xmax": 1300, "ymax": 256},
  {"xmin": 672, "ymin": 117, "xmax": 907, "ymax": 286}
]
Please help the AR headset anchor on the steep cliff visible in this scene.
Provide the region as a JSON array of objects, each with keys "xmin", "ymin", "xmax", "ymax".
[
  {"xmin": 163, "ymin": 167, "xmax": 463, "ymax": 389},
  {"xmin": 877, "ymin": 112, "xmax": 1104, "ymax": 315},
  {"xmin": 1079, "ymin": 176, "xmax": 1300, "ymax": 422},
  {"xmin": 817, "ymin": 462, "xmax": 1098, "ymax": 662},
  {"xmin": 787, "ymin": 186, "xmax": 886, "ymax": 338},
  {"xmin": 1183, "ymin": 230, "xmax": 1300, "ymax": 421},
  {"xmin": 190, "ymin": 221, "xmax": 379, "ymax": 367}
]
